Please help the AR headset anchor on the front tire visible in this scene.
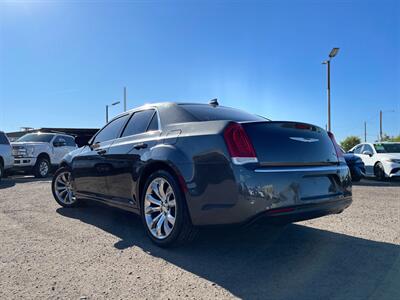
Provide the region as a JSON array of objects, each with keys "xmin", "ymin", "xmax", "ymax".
[
  {"xmin": 52, "ymin": 167, "xmax": 80, "ymax": 207},
  {"xmin": 140, "ymin": 170, "xmax": 197, "ymax": 247},
  {"xmin": 34, "ymin": 157, "xmax": 51, "ymax": 178},
  {"xmin": 374, "ymin": 162, "xmax": 386, "ymax": 181}
]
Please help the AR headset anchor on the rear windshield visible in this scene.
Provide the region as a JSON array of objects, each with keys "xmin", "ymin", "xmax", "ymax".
[
  {"xmin": 0, "ymin": 132, "xmax": 10, "ymax": 145},
  {"xmin": 179, "ymin": 104, "xmax": 266, "ymax": 122},
  {"xmin": 373, "ymin": 143, "xmax": 400, "ymax": 153},
  {"xmin": 16, "ymin": 133, "xmax": 55, "ymax": 143}
]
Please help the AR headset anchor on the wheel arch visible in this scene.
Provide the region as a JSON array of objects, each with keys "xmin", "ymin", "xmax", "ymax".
[
  {"xmin": 37, "ymin": 152, "xmax": 51, "ymax": 164},
  {"xmin": 137, "ymin": 160, "xmax": 188, "ymax": 209},
  {"xmin": 0, "ymin": 155, "xmax": 4, "ymax": 167}
]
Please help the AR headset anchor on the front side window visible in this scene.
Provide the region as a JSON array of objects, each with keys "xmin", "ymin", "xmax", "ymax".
[
  {"xmin": 16, "ymin": 133, "xmax": 55, "ymax": 143},
  {"xmin": 353, "ymin": 145, "xmax": 363, "ymax": 154},
  {"xmin": 362, "ymin": 144, "xmax": 374, "ymax": 154},
  {"xmin": 93, "ymin": 114, "xmax": 129, "ymax": 144},
  {"xmin": 374, "ymin": 143, "xmax": 400, "ymax": 153},
  {"xmin": 121, "ymin": 110, "xmax": 157, "ymax": 137},
  {"xmin": 53, "ymin": 136, "xmax": 66, "ymax": 146}
]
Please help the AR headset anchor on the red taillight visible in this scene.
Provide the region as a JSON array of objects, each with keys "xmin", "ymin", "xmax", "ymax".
[
  {"xmin": 328, "ymin": 131, "xmax": 345, "ymax": 162},
  {"xmin": 224, "ymin": 122, "xmax": 258, "ymax": 165}
]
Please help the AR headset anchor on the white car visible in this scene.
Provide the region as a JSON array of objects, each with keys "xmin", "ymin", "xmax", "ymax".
[
  {"xmin": 349, "ymin": 142, "xmax": 400, "ymax": 180},
  {"xmin": 11, "ymin": 132, "xmax": 77, "ymax": 178},
  {"xmin": 0, "ymin": 131, "xmax": 13, "ymax": 181}
]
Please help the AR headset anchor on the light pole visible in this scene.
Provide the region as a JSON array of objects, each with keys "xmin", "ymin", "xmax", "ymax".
[
  {"xmin": 379, "ymin": 109, "xmax": 396, "ymax": 141},
  {"xmin": 322, "ymin": 47, "xmax": 340, "ymax": 132},
  {"xmin": 106, "ymin": 101, "xmax": 120, "ymax": 123}
]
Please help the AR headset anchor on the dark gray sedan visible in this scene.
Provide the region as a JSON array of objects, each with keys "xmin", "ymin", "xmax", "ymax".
[{"xmin": 51, "ymin": 101, "xmax": 352, "ymax": 247}]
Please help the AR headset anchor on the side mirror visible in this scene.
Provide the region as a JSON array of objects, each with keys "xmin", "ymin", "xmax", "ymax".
[{"xmin": 362, "ymin": 150, "xmax": 373, "ymax": 157}]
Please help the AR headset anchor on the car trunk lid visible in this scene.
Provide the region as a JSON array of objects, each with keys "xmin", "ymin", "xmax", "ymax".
[{"xmin": 241, "ymin": 121, "xmax": 338, "ymax": 166}]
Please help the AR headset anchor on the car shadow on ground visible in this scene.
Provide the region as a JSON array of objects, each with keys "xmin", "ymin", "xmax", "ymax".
[
  {"xmin": 0, "ymin": 176, "xmax": 51, "ymax": 189},
  {"xmin": 353, "ymin": 178, "xmax": 400, "ymax": 187},
  {"xmin": 57, "ymin": 203, "xmax": 399, "ymax": 300}
]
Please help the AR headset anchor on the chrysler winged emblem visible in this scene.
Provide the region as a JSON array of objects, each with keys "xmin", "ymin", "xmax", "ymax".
[{"xmin": 289, "ymin": 137, "xmax": 319, "ymax": 143}]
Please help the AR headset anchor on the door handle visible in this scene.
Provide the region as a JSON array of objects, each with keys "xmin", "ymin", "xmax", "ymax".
[
  {"xmin": 96, "ymin": 149, "xmax": 107, "ymax": 155},
  {"xmin": 133, "ymin": 143, "xmax": 148, "ymax": 150}
]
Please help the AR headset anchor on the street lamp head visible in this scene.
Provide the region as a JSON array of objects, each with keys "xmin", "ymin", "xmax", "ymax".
[
  {"xmin": 112, "ymin": 101, "xmax": 120, "ymax": 106},
  {"xmin": 329, "ymin": 47, "xmax": 340, "ymax": 58}
]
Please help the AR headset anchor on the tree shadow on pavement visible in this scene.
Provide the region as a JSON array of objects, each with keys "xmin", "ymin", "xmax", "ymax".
[{"xmin": 57, "ymin": 203, "xmax": 400, "ymax": 300}]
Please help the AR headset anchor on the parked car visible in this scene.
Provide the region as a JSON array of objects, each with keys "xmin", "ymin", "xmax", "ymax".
[
  {"xmin": 340, "ymin": 147, "xmax": 365, "ymax": 182},
  {"xmin": 11, "ymin": 133, "xmax": 77, "ymax": 178},
  {"xmin": 0, "ymin": 131, "xmax": 13, "ymax": 181},
  {"xmin": 51, "ymin": 102, "xmax": 352, "ymax": 247},
  {"xmin": 349, "ymin": 142, "xmax": 400, "ymax": 180}
]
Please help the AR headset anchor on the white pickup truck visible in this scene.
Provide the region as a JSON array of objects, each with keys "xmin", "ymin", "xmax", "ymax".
[
  {"xmin": 11, "ymin": 132, "xmax": 77, "ymax": 178},
  {"xmin": 0, "ymin": 131, "xmax": 13, "ymax": 181}
]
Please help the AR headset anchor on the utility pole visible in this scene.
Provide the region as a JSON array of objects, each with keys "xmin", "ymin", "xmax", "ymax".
[
  {"xmin": 322, "ymin": 48, "xmax": 339, "ymax": 132},
  {"xmin": 106, "ymin": 101, "xmax": 121, "ymax": 123},
  {"xmin": 124, "ymin": 87, "xmax": 127, "ymax": 112},
  {"xmin": 380, "ymin": 110, "xmax": 383, "ymax": 141},
  {"xmin": 364, "ymin": 121, "xmax": 367, "ymax": 142},
  {"xmin": 327, "ymin": 60, "xmax": 331, "ymax": 132}
]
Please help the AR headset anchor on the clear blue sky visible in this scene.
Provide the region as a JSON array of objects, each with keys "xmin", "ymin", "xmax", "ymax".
[{"xmin": 0, "ymin": 0, "xmax": 399, "ymax": 143}]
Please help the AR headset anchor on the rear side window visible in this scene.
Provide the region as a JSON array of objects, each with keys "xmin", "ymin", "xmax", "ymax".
[
  {"xmin": 179, "ymin": 104, "xmax": 265, "ymax": 122},
  {"xmin": 0, "ymin": 132, "xmax": 10, "ymax": 145},
  {"xmin": 121, "ymin": 110, "xmax": 157, "ymax": 137},
  {"xmin": 64, "ymin": 136, "xmax": 76, "ymax": 147},
  {"xmin": 93, "ymin": 114, "xmax": 129, "ymax": 144}
]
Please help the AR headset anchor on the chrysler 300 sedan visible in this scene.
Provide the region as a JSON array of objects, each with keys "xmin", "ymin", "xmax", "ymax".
[{"xmin": 52, "ymin": 101, "xmax": 352, "ymax": 247}]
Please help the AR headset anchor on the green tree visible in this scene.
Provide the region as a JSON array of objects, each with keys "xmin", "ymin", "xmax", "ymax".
[
  {"xmin": 340, "ymin": 136, "xmax": 361, "ymax": 151},
  {"xmin": 381, "ymin": 134, "xmax": 400, "ymax": 142}
]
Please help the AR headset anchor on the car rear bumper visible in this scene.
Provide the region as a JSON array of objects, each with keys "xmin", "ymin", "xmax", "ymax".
[
  {"xmin": 249, "ymin": 197, "xmax": 352, "ymax": 225},
  {"xmin": 184, "ymin": 163, "xmax": 352, "ymax": 226}
]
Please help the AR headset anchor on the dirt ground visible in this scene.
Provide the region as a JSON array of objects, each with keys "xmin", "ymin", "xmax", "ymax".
[{"xmin": 0, "ymin": 177, "xmax": 399, "ymax": 299}]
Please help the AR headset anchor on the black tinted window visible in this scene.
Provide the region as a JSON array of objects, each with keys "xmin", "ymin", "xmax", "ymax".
[
  {"xmin": 179, "ymin": 104, "xmax": 265, "ymax": 122},
  {"xmin": 0, "ymin": 133, "xmax": 9, "ymax": 145},
  {"xmin": 121, "ymin": 110, "xmax": 156, "ymax": 137},
  {"xmin": 94, "ymin": 115, "xmax": 129, "ymax": 143},
  {"xmin": 374, "ymin": 143, "xmax": 400, "ymax": 153}
]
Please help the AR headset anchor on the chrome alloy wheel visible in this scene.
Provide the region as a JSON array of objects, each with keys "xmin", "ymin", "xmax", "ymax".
[
  {"xmin": 39, "ymin": 161, "xmax": 49, "ymax": 177},
  {"xmin": 144, "ymin": 177, "xmax": 176, "ymax": 239},
  {"xmin": 54, "ymin": 171, "xmax": 76, "ymax": 205}
]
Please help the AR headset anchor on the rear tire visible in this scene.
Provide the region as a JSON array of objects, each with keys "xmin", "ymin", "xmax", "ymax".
[
  {"xmin": 374, "ymin": 162, "xmax": 386, "ymax": 181},
  {"xmin": 140, "ymin": 170, "xmax": 197, "ymax": 247},
  {"xmin": 34, "ymin": 157, "xmax": 51, "ymax": 178},
  {"xmin": 52, "ymin": 167, "xmax": 80, "ymax": 207}
]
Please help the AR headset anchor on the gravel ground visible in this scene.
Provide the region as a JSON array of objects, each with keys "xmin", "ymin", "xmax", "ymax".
[{"xmin": 0, "ymin": 177, "xmax": 399, "ymax": 300}]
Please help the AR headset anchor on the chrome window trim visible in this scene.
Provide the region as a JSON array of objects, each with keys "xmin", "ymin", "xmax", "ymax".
[{"xmin": 254, "ymin": 165, "xmax": 349, "ymax": 173}]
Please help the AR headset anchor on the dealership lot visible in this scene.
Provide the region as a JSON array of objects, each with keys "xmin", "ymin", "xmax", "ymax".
[{"xmin": 0, "ymin": 178, "xmax": 399, "ymax": 300}]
